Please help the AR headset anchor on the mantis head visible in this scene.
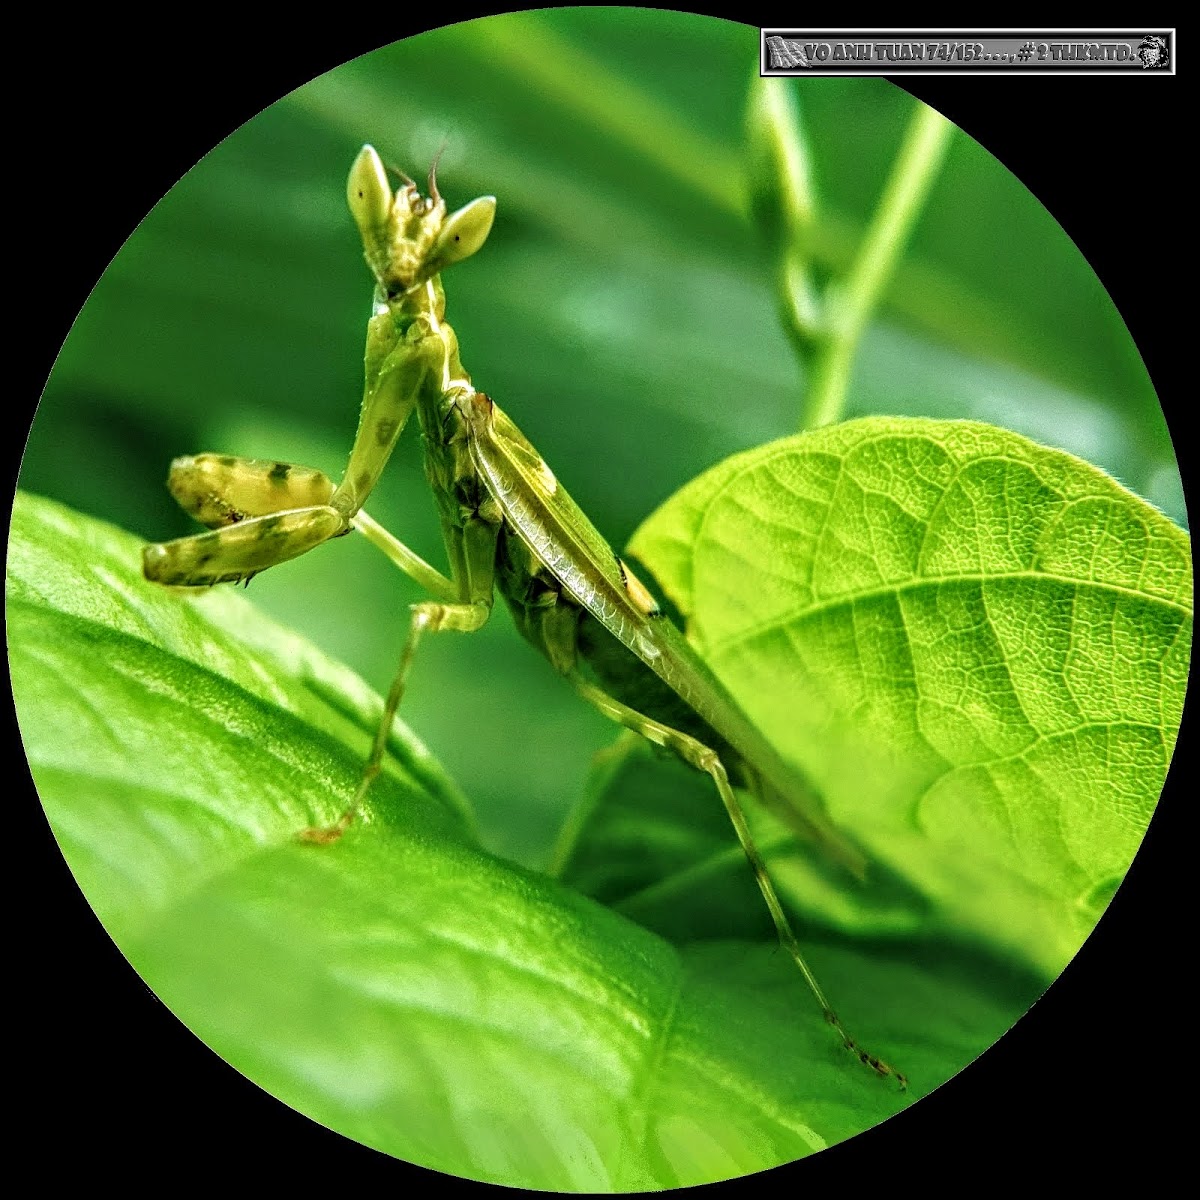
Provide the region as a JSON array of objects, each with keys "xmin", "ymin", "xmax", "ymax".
[{"xmin": 348, "ymin": 144, "xmax": 496, "ymax": 299}]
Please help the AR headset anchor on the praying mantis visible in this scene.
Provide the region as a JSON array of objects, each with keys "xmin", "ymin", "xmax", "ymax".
[{"xmin": 142, "ymin": 145, "xmax": 906, "ymax": 1089}]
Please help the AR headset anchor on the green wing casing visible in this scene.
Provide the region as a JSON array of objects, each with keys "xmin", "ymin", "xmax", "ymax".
[{"xmin": 462, "ymin": 392, "xmax": 866, "ymax": 876}]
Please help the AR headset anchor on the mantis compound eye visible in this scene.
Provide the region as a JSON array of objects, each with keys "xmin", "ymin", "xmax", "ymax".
[
  {"xmin": 347, "ymin": 144, "xmax": 393, "ymax": 235},
  {"xmin": 429, "ymin": 195, "xmax": 497, "ymax": 271}
]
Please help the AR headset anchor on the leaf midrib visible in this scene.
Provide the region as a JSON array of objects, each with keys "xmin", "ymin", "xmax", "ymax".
[{"xmin": 708, "ymin": 569, "xmax": 1192, "ymax": 661}]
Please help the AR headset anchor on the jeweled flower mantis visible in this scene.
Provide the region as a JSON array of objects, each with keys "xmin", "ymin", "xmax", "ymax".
[{"xmin": 143, "ymin": 146, "xmax": 905, "ymax": 1088}]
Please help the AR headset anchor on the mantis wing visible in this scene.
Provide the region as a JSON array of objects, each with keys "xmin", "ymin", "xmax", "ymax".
[{"xmin": 464, "ymin": 395, "xmax": 865, "ymax": 874}]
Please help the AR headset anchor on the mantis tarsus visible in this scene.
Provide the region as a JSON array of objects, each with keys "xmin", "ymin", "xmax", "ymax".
[{"xmin": 143, "ymin": 145, "xmax": 906, "ymax": 1089}]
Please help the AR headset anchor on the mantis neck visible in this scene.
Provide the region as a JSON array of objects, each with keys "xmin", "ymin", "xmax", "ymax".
[
  {"xmin": 408, "ymin": 275, "xmax": 476, "ymax": 431},
  {"xmin": 411, "ymin": 277, "xmax": 471, "ymax": 390}
]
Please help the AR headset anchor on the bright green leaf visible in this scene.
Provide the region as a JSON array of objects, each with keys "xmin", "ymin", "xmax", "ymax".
[{"xmin": 626, "ymin": 418, "xmax": 1190, "ymax": 978}]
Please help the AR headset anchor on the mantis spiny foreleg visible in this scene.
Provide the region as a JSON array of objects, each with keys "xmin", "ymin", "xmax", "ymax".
[{"xmin": 142, "ymin": 314, "xmax": 444, "ymax": 588}]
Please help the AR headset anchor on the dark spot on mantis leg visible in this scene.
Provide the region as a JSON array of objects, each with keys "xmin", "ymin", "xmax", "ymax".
[
  {"xmin": 375, "ymin": 418, "xmax": 398, "ymax": 446},
  {"xmin": 268, "ymin": 461, "xmax": 291, "ymax": 484}
]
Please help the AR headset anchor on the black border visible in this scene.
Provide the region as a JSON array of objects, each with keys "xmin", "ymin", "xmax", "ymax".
[{"xmin": 12, "ymin": 13, "xmax": 1188, "ymax": 1191}]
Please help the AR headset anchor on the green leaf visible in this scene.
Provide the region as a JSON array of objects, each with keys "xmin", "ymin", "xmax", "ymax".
[
  {"xmin": 623, "ymin": 417, "xmax": 1190, "ymax": 978},
  {"xmin": 12, "ymin": 491, "xmax": 1039, "ymax": 1187},
  {"xmin": 8, "ymin": 493, "xmax": 476, "ymax": 932}
]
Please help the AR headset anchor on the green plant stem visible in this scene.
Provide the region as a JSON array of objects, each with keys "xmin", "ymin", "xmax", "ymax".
[
  {"xmin": 750, "ymin": 78, "xmax": 824, "ymax": 357},
  {"xmin": 800, "ymin": 103, "xmax": 954, "ymax": 431}
]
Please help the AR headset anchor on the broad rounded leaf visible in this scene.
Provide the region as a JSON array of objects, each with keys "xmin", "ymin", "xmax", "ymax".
[{"xmin": 625, "ymin": 418, "xmax": 1190, "ymax": 977}]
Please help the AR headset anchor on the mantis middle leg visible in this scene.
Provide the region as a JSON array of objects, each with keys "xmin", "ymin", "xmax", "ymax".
[{"xmin": 300, "ymin": 513, "xmax": 500, "ymax": 843}]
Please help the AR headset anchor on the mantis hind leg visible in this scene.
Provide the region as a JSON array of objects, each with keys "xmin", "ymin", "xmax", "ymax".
[{"xmin": 568, "ymin": 672, "xmax": 906, "ymax": 1090}]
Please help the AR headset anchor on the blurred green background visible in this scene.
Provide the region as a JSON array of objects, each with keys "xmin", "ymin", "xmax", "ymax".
[{"xmin": 21, "ymin": 10, "xmax": 1180, "ymax": 869}]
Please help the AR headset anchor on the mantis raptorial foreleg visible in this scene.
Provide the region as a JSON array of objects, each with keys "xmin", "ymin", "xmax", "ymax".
[
  {"xmin": 142, "ymin": 501, "xmax": 348, "ymax": 587},
  {"xmin": 143, "ymin": 463, "xmax": 457, "ymax": 596},
  {"xmin": 142, "ymin": 303, "xmax": 449, "ymax": 589},
  {"xmin": 330, "ymin": 312, "xmax": 446, "ymax": 516},
  {"xmin": 568, "ymin": 672, "xmax": 905, "ymax": 1086}
]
